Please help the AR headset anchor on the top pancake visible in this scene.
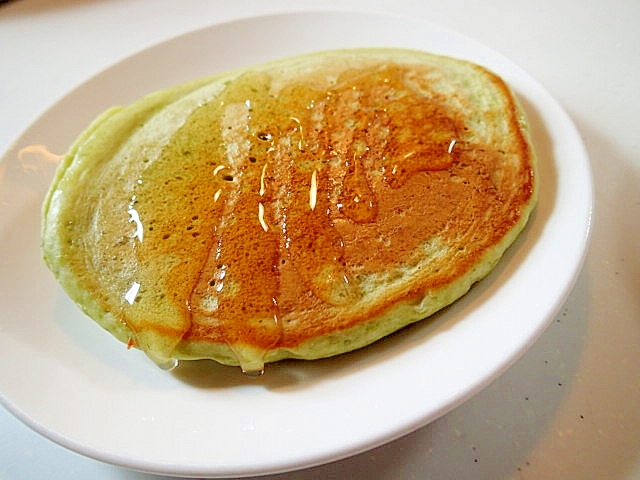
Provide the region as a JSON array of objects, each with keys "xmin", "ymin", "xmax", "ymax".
[{"xmin": 42, "ymin": 48, "xmax": 537, "ymax": 374}]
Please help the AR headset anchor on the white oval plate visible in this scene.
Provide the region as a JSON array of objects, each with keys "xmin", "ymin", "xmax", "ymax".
[{"xmin": 0, "ymin": 10, "xmax": 591, "ymax": 478}]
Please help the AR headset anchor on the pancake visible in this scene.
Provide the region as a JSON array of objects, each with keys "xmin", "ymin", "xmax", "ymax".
[{"xmin": 41, "ymin": 48, "xmax": 537, "ymax": 375}]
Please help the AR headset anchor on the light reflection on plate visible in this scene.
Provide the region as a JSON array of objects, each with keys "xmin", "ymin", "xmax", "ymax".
[{"xmin": 0, "ymin": 10, "xmax": 591, "ymax": 478}]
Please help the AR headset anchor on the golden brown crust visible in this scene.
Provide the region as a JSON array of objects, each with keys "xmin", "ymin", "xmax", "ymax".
[{"xmin": 178, "ymin": 62, "xmax": 535, "ymax": 350}]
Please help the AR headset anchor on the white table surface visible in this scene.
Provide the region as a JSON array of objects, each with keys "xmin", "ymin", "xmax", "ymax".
[{"xmin": 1, "ymin": 0, "xmax": 638, "ymax": 479}]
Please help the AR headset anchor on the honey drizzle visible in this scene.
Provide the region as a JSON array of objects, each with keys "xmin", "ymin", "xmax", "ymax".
[{"xmin": 152, "ymin": 63, "xmax": 466, "ymax": 371}]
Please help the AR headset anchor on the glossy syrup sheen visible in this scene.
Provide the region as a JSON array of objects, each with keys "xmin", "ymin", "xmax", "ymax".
[{"xmin": 123, "ymin": 62, "xmax": 533, "ymax": 359}]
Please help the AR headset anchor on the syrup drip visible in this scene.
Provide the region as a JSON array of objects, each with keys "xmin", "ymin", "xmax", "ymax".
[
  {"xmin": 189, "ymin": 74, "xmax": 284, "ymax": 371},
  {"xmin": 130, "ymin": 63, "xmax": 467, "ymax": 371},
  {"xmin": 339, "ymin": 152, "xmax": 378, "ymax": 224}
]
